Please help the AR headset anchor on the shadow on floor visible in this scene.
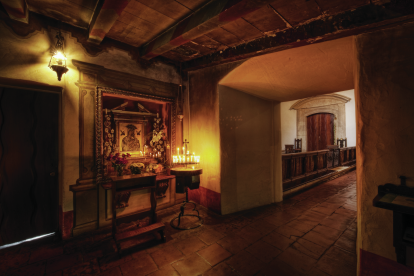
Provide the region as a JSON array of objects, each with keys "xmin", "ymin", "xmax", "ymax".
[{"xmin": 0, "ymin": 171, "xmax": 358, "ymax": 276}]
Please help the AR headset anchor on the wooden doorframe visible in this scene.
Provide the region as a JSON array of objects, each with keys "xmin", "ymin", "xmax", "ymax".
[{"xmin": 0, "ymin": 77, "xmax": 63, "ymax": 240}]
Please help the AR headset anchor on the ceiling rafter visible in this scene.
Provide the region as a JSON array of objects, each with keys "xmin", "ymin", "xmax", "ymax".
[
  {"xmin": 182, "ymin": 2, "xmax": 414, "ymax": 71},
  {"xmin": 139, "ymin": 0, "xmax": 276, "ymax": 60},
  {"xmin": 88, "ymin": 0, "xmax": 131, "ymax": 44},
  {"xmin": 0, "ymin": 0, "xmax": 28, "ymax": 23},
  {"xmin": 268, "ymin": 4, "xmax": 292, "ymax": 28}
]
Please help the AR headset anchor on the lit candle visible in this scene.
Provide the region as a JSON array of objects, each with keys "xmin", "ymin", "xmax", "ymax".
[
  {"xmin": 187, "ymin": 157, "xmax": 189, "ymax": 162},
  {"xmin": 187, "ymin": 151, "xmax": 189, "ymax": 155},
  {"xmin": 192, "ymin": 166, "xmax": 194, "ymax": 169}
]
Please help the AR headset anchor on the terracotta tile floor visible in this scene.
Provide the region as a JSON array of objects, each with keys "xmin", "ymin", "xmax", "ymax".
[{"xmin": 0, "ymin": 171, "xmax": 357, "ymax": 276}]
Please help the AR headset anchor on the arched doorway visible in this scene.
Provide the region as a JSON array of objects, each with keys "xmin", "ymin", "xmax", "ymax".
[{"xmin": 307, "ymin": 113, "xmax": 334, "ymax": 151}]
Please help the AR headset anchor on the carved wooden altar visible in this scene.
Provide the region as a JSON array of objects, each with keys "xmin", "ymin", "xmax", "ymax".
[{"xmin": 69, "ymin": 60, "xmax": 182, "ymax": 237}]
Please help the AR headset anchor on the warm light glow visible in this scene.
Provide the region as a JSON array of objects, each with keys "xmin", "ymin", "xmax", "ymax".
[
  {"xmin": 53, "ymin": 51, "xmax": 67, "ymax": 61},
  {"xmin": 172, "ymin": 146, "xmax": 200, "ymax": 167},
  {"xmin": 48, "ymin": 30, "xmax": 68, "ymax": 81}
]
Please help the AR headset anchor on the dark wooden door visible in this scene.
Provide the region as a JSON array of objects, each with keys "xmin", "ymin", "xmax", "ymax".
[
  {"xmin": 0, "ymin": 87, "xmax": 59, "ymax": 245},
  {"xmin": 307, "ymin": 113, "xmax": 334, "ymax": 151}
]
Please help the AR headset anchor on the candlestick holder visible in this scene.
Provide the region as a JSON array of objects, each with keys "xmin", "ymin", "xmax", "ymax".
[
  {"xmin": 170, "ymin": 139, "xmax": 203, "ymax": 230},
  {"xmin": 172, "ymin": 139, "xmax": 200, "ymax": 169},
  {"xmin": 170, "ymin": 186, "xmax": 204, "ymax": 230}
]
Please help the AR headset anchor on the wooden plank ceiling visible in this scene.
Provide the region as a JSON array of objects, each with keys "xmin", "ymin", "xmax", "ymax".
[{"xmin": 9, "ymin": 0, "xmax": 371, "ymax": 62}]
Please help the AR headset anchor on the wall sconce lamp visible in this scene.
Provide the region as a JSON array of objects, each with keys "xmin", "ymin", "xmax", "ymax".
[{"xmin": 49, "ymin": 30, "xmax": 68, "ymax": 81}]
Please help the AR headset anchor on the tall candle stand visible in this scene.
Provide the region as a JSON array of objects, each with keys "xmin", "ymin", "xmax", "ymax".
[{"xmin": 170, "ymin": 139, "xmax": 203, "ymax": 230}]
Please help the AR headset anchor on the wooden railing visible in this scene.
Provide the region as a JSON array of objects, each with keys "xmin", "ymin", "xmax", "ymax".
[
  {"xmin": 338, "ymin": 146, "xmax": 356, "ymax": 166},
  {"xmin": 282, "ymin": 149, "xmax": 329, "ymax": 183},
  {"xmin": 282, "ymin": 146, "xmax": 356, "ymax": 191}
]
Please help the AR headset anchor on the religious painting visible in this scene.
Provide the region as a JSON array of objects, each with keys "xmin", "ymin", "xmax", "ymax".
[{"xmin": 116, "ymin": 120, "xmax": 146, "ymax": 155}]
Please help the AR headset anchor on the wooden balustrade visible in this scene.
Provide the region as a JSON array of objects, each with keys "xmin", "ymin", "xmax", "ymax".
[
  {"xmin": 282, "ymin": 149, "xmax": 329, "ymax": 189},
  {"xmin": 282, "ymin": 147, "xmax": 356, "ymax": 191},
  {"xmin": 338, "ymin": 146, "xmax": 356, "ymax": 166}
]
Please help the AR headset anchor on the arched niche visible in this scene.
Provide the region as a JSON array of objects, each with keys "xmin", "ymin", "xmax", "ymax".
[{"xmin": 290, "ymin": 94, "xmax": 351, "ymax": 151}]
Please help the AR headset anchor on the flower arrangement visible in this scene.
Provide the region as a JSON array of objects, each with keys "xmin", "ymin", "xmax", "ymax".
[
  {"xmin": 107, "ymin": 153, "xmax": 131, "ymax": 176},
  {"xmin": 130, "ymin": 162, "xmax": 145, "ymax": 175},
  {"xmin": 150, "ymin": 117, "xmax": 166, "ymax": 159},
  {"xmin": 153, "ymin": 164, "xmax": 163, "ymax": 174}
]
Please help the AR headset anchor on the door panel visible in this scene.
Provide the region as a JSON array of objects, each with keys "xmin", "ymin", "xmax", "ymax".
[
  {"xmin": 307, "ymin": 113, "xmax": 334, "ymax": 152},
  {"xmin": 0, "ymin": 87, "xmax": 59, "ymax": 245}
]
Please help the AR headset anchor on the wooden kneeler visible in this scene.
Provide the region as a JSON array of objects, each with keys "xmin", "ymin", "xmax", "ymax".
[{"xmin": 101, "ymin": 173, "xmax": 166, "ymax": 253}]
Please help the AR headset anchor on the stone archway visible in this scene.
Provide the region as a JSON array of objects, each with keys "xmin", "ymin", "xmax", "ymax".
[{"xmin": 290, "ymin": 94, "xmax": 351, "ymax": 152}]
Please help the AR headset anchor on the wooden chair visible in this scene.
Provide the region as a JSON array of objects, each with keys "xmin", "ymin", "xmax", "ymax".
[
  {"xmin": 285, "ymin": 144, "xmax": 294, "ymax": 153},
  {"xmin": 294, "ymin": 138, "xmax": 302, "ymax": 152},
  {"xmin": 337, "ymin": 138, "xmax": 347, "ymax": 148}
]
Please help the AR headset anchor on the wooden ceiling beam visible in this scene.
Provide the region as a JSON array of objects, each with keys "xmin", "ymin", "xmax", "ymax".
[
  {"xmin": 182, "ymin": 2, "xmax": 414, "ymax": 71},
  {"xmin": 0, "ymin": 0, "xmax": 28, "ymax": 23},
  {"xmin": 139, "ymin": 0, "xmax": 275, "ymax": 60},
  {"xmin": 88, "ymin": 0, "xmax": 131, "ymax": 44}
]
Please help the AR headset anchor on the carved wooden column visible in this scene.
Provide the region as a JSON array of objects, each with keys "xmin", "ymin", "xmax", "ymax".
[{"xmin": 69, "ymin": 61, "xmax": 104, "ymax": 236}]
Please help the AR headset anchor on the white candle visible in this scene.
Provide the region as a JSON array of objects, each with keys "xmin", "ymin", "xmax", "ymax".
[{"xmin": 177, "ymin": 148, "xmax": 179, "ymax": 155}]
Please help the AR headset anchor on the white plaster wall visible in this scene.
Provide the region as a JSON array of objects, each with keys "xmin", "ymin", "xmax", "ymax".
[
  {"xmin": 355, "ymin": 21, "xmax": 414, "ymax": 265},
  {"xmin": 219, "ymin": 85, "xmax": 273, "ymax": 214},
  {"xmin": 335, "ymin": 90, "xmax": 356, "ymax": 147},
  {"xmin": 280, "ymin": 90, "xmax": 356, "ymax": 149},
  {"xmin": 280, "ymin": 100, "xmax": 297, "ymax": 149}
]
